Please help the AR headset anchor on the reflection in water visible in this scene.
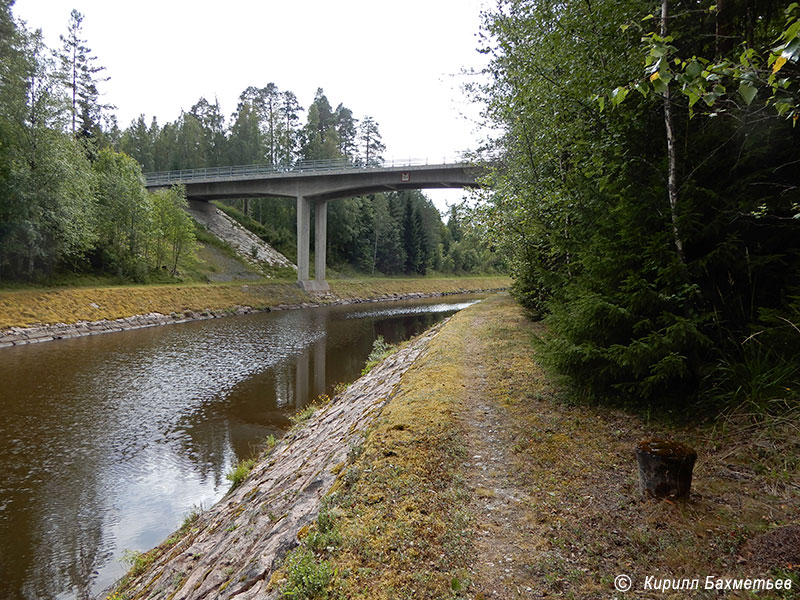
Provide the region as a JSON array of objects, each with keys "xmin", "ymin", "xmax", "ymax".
[{"xmin": 0, "ymin": 295, "xmax": 481, "ymax": 600}]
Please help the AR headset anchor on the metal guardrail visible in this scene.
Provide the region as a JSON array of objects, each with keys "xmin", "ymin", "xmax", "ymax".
[{"xmin": 143, "ymin": 155, "xmax": 474, "ymax": 187}]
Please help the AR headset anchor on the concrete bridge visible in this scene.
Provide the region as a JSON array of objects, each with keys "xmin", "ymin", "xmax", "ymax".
[{"xmin": 144, "ymin": 159, "xmax": 484, "ymax": 291}]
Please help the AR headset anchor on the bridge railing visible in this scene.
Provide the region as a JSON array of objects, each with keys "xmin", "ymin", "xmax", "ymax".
[{"xmin": 143, "ymin": 155, "xmax": 472, "ymax": 187}]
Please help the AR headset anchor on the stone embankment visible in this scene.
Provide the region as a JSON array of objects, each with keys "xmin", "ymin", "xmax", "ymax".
[
  {"xmin": 0, "ymin": 289, "xmax": 501, "ymax": 348},
  {"xmin": 187, "ymin": 200, "xmax": 295, "ymax": 271},
  {"xmin": 0, "ymin": 307, "xmax": 253, "ymax": 348},
  {"xmin": 108, "ymin": 320, "xmax": 444, "ymax": 600}
]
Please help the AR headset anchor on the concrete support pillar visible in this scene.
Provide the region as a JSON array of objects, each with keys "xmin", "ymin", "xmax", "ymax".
[
  {"xmin": 296, "ymin": 194, "xmax": 329, "ymax": 292},
  {"xmin": 314, "ymin": 199, "xmax": 328, "ymax": 289},
  {"xmin": 296, "ymin": 195, "xmax": 311, "ymax": 283}
]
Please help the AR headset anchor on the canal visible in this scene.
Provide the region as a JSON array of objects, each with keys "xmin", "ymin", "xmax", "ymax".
[{"xmin": 0, "ymin": 295, "xmax": 482, "ymax": 600}]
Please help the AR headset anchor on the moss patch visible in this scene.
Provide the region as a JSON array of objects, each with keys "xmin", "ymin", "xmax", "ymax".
[{"xmin": 0, "ymin": 281, "xmax": 306, "ymax": 329}]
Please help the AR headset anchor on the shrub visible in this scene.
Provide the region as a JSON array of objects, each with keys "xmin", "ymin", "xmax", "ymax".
[{"xmin": 281, "ymin": 548, "xmax": 335, "ymax": 600}]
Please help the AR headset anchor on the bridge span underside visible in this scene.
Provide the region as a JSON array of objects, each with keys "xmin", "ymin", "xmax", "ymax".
[{"xmin": 147, "ymin": 163, "xmax": 483, "ymax": 291}]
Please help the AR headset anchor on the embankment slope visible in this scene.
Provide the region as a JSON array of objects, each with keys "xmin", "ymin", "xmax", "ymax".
[{"xmin": 106, "ymin": 318, "xmax": 447, "ymax": 600}]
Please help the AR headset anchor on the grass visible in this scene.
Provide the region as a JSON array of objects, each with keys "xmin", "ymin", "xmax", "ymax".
[
  {"xmin": 272, "ymin": 501, "xmax": 345, "ymax": 599},
  {"xmin": 307, "ymin": 294, "xmax": 799, "ymax": 599},
  {"xmin": 0, "ymin": 280, "xmax": 306, "ymax": 329},
  {"xmin": 326, "ymin": 276, "xmax": 509, "ymax": 299},
  {"xmin": 0, "ymin": 276, "xmax": 510, "ymax": 329},
  {"xmin": 225, "ymin": 433, "xmax": 281, "ymax": 491},
  {"xmin": 225, "ymin": 457, "xmax": 257, "ymax": 490},
  {"xmin": 470, "ymin": 297, "xmax": 798, "ymax": 597},
  {"xmin": 289, "ymin": 394, "xmax": 335, "ymax": 428},
  {"xmin": 361, "ymin": 336, "xmax": 397, "ymax": 375},
  {"xmin": 121, "ymin": 549, "xmax": 158, "ymax": 579},
  {"xmin": 280, "ymin": 547, "xmax": 337, "ymax": 599},
  {"xmin": 313, "ymin": 298, "xmax": 478, "ymax": 599}
]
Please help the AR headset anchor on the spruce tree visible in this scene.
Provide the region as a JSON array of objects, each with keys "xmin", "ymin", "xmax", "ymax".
[{"xmin": 58, "ymin": 9, "xmax": 110, "ymax": 146}]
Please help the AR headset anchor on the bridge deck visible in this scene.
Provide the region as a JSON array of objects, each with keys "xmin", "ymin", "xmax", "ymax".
[
  {"xmin": 143, "ymin": 157, "xmax": 486, "ymax": 292},
  {"xmin": 144, "ymin": 158, "xmax": 471, "ymax": 188}
]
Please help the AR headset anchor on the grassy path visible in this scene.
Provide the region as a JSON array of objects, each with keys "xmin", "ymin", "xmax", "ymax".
[{"xmin": 315, "ymin": 294, "xmax": 798, "ymax": 599}]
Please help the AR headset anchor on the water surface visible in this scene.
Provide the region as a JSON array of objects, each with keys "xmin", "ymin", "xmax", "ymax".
[{"xmin": 0, "ymin": 295, "xmax": 481, "ymax": 599}]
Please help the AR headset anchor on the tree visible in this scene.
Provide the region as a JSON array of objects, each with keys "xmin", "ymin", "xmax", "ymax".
[
  {"xmin": 149, "ymin": 185, "xmax": 196, "ymax": 275},
  {"xmin": 335, "ymin": 103, "xmax": 358, "ymax": 162},
  {"xmin": 402, "ymin": 198, "xmax": 424, "ymax": 274},
  {"xmin": 92, "ymin": 148, "xmax": 152, "ymax": 278},
  {"xmin": 605, "ymin": 3, "xmax": 800, "ymax": 122},
  {"xmin": 478, "ymin": 0, "xmax": 800, "ymax": 408},
  {"xmin": 601, "ymin": 2, "xmax": 800, "ymax": 260},
  {"xmin": 57, "ymin": 9, "xmax": 110, "ymax": 146},
  {"xmin": 358, "ymin": 115, "xmax": 385, "ymax": 166},
  {"xmin": 0, "ymin": 0, "xmax": 16, "ymax": 64},
  {"xmin": 174, "ymin": 110, "xmax": 208, "ymax": 169},
  {"xmin": 119, "ymin": 115, "xmax": 155, "ymax": 171},
  {"xmin": 261, "ymin": 83, "xmax": 281, "ymax": 165},
  {"xmin": 190, "ymin": 97, "xmax": 227, "ymax": 166},
  {"xmin": 227, "ymin": 98, "xmax": 263, "ymax": 215},
  {"xmin": 279, "ymin": 90, "xmax": 303, "ymax": 165},
  {"xmin": 0, "ymin": 22, "xmax": 96, "ymax": 278},
  {"xmin": 303, "ymin": 88, "xmax": 340, "ymax": 160},
  {"xmin": 0, "ymin": 0, "xmax": 27, "ymax": 277},
  {"xmin": 371, "ymin": 195, "xmax": 405, "ymax": 274},
  {"xmin": 152, "ymin": 118, "xmax": 178, "ymax": 171},
  {"xmin": 228, "ymin": 98, "xmax": 263, "ymax": 165}
]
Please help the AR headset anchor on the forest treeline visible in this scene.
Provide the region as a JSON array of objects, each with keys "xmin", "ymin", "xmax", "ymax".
[
  {"xmin": 0, "ymin": 2, "xmax": 500, "ymax": 282},
  {"xmin": 479, "ymin": 0, "xmax": 800, "ymax": 412}
]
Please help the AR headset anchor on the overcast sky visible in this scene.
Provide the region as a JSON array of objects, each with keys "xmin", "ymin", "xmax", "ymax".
[{"xmin": 13, "ymin": 0, "xmax": 492, "ymax": 211}]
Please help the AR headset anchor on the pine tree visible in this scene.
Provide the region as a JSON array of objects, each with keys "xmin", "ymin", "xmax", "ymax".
[
  {"xmin": 119, "ymin": 115, "xmax": 155, "ymax": 171},
  {"xmin": 279, "ymin": 91, "xmax": 302, "ymax": 166},
  {"xmin": 358, "ymin": 116, "xmax": 385, "ymax": 166},
  {"xmin": 402, "ymin": 199, "xmax": 423, "ymax": 274},
  {"xmin": 303, "ymin": 89, "xmax": 340, "ymax": 160},
  {"xmin": 228, "ymin": 100, "xmax": 263, "ymax": 165},
  {"xmin": 261, "ymin": 83, "xmax": 281, "ymax": 165},
  {"xmin": 335, "ymin": 103, "xmax": 358, "ymax": 162},
  {"xmin": 189, "ymin": 97, "xmax": 227, "ymax": 167}
]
